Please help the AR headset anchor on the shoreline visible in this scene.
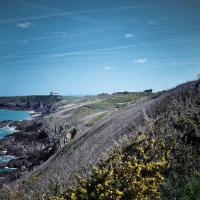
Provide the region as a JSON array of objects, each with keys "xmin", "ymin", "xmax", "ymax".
[
  {"xmin": 0, "ymin": 109, "xmax": 39, "ymax": 174},
  {"xmin": 0, "ymin": 108, "xmax": 42, "ymax": 122},
  {"xmin": 0, "ymin": 107, "xmax": 54, "ymax": 185},
  {"xmin": 0, "ymin": 126, "xmax": 17, "ymax": 140},
  {"xmin": 0, "ymin": 95, "xmax": 63, "ymax": 185},
  {"xmin": 28, "ymin": 110, "xmax": 41, "ymax": 120}
]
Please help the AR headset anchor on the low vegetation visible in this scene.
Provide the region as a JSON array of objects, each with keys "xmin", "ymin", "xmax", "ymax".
[
  {"xmin": 160, "ymin": 172, "xmax": 200, "ymax": 200},
  {"xmin": 48, "ymin": 133, "xmax": 171, "ymax": 200},
  {"xmin": 85, "ymin": 93, "xmax": 151, "ymax": 110},
  {"xmin": 47, "ymin": 80, "xmax": 200, "ymax": 200},
  {"xmin": 1, "ymin": 80, "xmax": 200, "ymax": 200}
]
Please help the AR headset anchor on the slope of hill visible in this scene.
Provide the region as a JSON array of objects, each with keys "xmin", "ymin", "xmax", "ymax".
[
  {"xmin": 0, "ymin": 93, "xmax": 150, "ymax": 186},
  {"xmin": 1, "ymin": 80, "xmax": 200, "ymax": 199}
]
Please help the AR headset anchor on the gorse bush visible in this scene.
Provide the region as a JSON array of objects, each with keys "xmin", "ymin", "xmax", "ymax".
[
  {"xmin": 40, "ymin": 82, "xmax": 200, "ymax": 200},
  {"xmin": 49, "ymin": 134, "xmax": 171, "ymax": 200},
  {"xmin": 2, "ymin": 81, "xmax": 200, "ymax": 200}
]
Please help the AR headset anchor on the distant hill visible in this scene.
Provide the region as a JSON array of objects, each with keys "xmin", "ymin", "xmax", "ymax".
[{"xmin": 0, "ymin": 95, "xmax": 63, "ymax": 113}]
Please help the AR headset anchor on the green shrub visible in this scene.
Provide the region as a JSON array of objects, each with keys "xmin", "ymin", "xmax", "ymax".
[{"xmin": 160, "ymin": 172, "xmax": 200, "ymax": 200}]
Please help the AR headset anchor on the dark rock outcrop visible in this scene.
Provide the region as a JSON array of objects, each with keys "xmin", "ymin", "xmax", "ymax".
[{"xmin": 0, "ymin": 118, "xmax": 58, "ymax": 185}]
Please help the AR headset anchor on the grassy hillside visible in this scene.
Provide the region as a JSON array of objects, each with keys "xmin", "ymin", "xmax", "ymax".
[
  {"xmin": 1, "ymin": 80, "xmax": 200, "ymax": 199},
  {"xmin": 41, "ymin": 92, "xmax": 151, "ymax": 147}
]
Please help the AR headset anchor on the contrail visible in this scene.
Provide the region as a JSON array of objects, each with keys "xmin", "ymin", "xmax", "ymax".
[
  {"xmin": 171, "ymin": 61, "xmax": 200, "ymax": 65},
  {"xmin": 0, "ymin": 3, "xmax": 162, "ymax": 24},
  {"xmin": 50, "ymin": 32, "xmax": 200, "ymax": 52},
  {"xmin": 133, "ymin": 36, "xmax": 180, "ymax": 67},
  {"xmin": 49, "ymin": 45, "xmax": 135, "ymax": 58},
  {"xmin": 136, "ymin": 35, "xmax": 200, "ymax": 47},
  {"xmin": 0, "ymin": 34, "xmax": 76, "ymax": 44},
  {"xmin": 0, "ymin": 44, "xmax": 135, "ymax": 60},
  {"xmin": 140, "ymin": 24, "xmax": 200, "ymax": 37},
  {"xmin": 152, "ymin": 36, "xmax": 200, "ymax": 46},
  {"xmin": 1, "ymin": 54, "xmax": 133, "ymax": 66},
  {"xmin": 49, "ymin": 36, "xmax": 124, "ymax": 51},
  {"xmin": 0, "ymin": 41, "xmax": 32, "ymax": 60},
  {"xmin": 16, "ymin": 0, "xmax": 64, "ymax": 13},
  {"xmin": 15, "ymin": 0, "xmax": 98, "ymax": 24},
  {"xmin": 0, "ymin": 23, "xmax": 198, "ymax": 44},
  {"xmin": 1, "ymin": 1, "xmax": 198, "ymax": 24}
]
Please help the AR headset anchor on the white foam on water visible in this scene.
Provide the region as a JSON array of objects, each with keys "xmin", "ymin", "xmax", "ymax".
[
  {"xmin": 28, "ymin": 111, "xmax": 41, "ymax": 120},
  {"xmin": 6, "ymin": 125, "xmax": 18, "ymax": 133},
  {"xmin": 2, "ymin": 150, "xmax": 7, "ymax": 154},
  {"xmin": 28, "ymin": 111, "xmax": 35, "ymax": 114}
]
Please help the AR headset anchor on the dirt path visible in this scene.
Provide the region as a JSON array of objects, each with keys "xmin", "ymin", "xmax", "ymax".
[{"xmin": 49, "ymin": 99, "xmax": 103, "ymax": 119}]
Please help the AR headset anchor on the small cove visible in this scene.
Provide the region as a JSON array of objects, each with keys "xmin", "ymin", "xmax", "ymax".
[
  {"xmin": 0, "ymin": 109, "xmax": 30, "ymax": 121},
  {"xmin": 0, "ymin": 109, "xmax": 31, "ymax": 172}
]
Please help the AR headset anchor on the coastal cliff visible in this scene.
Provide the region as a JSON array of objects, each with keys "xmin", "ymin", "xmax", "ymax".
[{"xmin": 0, "ymin": 95, "xmax": 63, "ymax": 113}]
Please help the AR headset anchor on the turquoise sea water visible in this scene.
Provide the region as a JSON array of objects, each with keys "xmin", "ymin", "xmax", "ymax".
[
  {"xmin": 0, "ymin": 168, "xmax": 15, "ymax": 173},
  {"xmin": 0, "ymin": 155, "xmax": 16, "ymax": 164},
  {"xmin": 0, "ymin": 127, "xmax": 15, "ymax": 140},
  {"xmin": 0, "ymin": 109, "xmax": 30, "ymax": 171},
  {"xmin": 0, "ymin": 109, "xmax": 30, "ymax": 141},
  {"xmin": 0, "ymin": 109, "xmax": 30, "ymax": 121}
]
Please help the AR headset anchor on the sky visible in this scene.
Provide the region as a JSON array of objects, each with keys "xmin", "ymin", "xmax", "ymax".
[{"xmin": 0, "ymin": 0, "xmax": 200, "ymax": 96}]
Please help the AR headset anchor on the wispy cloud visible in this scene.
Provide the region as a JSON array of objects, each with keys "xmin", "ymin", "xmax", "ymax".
[
  {"xmin": 148, "ymin": 19, "xmax": 159, "ymax": 26},
  {"xmin": 133, "ymin": 58, "xmax": 147, "ymax": 64},
  {"xmin": 148, "ymin": 17, "xmax": 166, "ymax": 26},
  {"xmin": 125, "ymin": 33, "xmax": 134, "ymax": 38},
  {"xmin": 53, "ymin": 31, "xmax": 67, "ymax": 35},
  {"xmin": 16, "ymin": 21, "xmax": 32, "ymax": 29},
  {"xmin": 23, "ymin": 40, "xmax": 29, "ymax": 44},
  {"xmin": 103, "ymin": 66, "xmax": 111, "ymax": 70}
]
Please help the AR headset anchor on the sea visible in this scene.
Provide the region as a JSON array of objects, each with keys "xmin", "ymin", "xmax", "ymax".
[
  {"xmin": 0, "ymin": 109, "xmax": 30, "ymax": 173},
  {"xmin": 0, "ymin": 109, "xmax": 30, "ymax": 121}
]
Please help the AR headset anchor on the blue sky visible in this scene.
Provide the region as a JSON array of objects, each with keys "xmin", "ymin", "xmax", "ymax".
[{"xmin": 0, "ymin": 0, "xmax": 200, "ymax": 96}]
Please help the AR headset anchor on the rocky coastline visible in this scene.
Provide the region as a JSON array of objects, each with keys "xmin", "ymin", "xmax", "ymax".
[{"xmin": 0, "ymin": 95, "xmax": 63, "ymax": 185}]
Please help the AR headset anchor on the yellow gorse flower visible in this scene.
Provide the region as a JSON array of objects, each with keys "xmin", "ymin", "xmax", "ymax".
[{"xmin": 51, "ymin": 134, "xmax": 171, "ymax": 200}]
